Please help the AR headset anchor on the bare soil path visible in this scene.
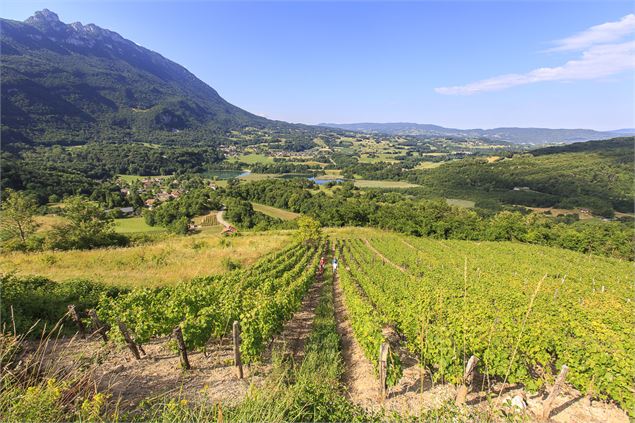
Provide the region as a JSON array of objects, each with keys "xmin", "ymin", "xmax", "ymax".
[
  {"xmin": 332, "ymin": 271, "xmax": 382, "ymax": 411},
  {"xmin": 42, "ymin": 335, "xmax": 267, "ymax": 411},
  {"xmin": 270, "ymin": 275, "xmax": 325, "ymax": 363},
  {"xmin": 216, "ymin": 210, "xmax": 231, "ymax": 228}
]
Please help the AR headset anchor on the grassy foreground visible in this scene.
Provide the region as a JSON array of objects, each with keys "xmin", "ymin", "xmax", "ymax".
[{"xmin": 0, "ymin": 231, "xmax": 292, "ymax": 287}]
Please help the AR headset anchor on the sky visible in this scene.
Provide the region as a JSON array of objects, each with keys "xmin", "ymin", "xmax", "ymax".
[{"xmin": 2, "ymin": 0, "xmax": 634, "ymax": 130}]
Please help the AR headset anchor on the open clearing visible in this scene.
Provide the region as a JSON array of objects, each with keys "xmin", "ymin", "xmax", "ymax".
[
  {"xmin": 354, "ymin": 179, "xmax": 419, "ymax": 188},
  {"xmin": 227, "ymin": 153, "xmax": 274, "ymax": 164},
  {"xmin": 34, "ymin": 214, "xmax": 67, "ymax": 232},
  {"xmin": 446, "ymin": 198, "xmax": 476, "ymax": 208},
  {"xmin": 213, "ymin": 173, "xmax": 277, "ymax": 187},
  {"xmin": 114, "ymin": 217, "xmax": 166, "ymax": 233},
  {"xmin": 0, "ymin": 231, "xmax": 292, "ymax": 287},
  {"xmin": 252, "ymin": 202, "xmax": 301, "ymax": 220},
  {"xmin": 117, "ymin": 174, "xmax": 170, "ymax": 183}
]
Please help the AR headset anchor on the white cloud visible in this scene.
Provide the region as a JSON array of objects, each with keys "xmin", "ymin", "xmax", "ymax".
[
  {"xmin": 436, "ymin": 41, "xmax": 635, "ymax": 95},
  {"xmin": 436, "ymin": 15, "xmax": 635, "ymax": 95},
  {"xmin": 548, "ymin": 13, "xmax": 635, "ymax": 52}
]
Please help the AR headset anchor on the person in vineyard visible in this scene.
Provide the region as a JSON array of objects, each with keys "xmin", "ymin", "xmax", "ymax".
[{"xmin": 332, "ymin": 257, "xmax": 338, "ymax": 272}]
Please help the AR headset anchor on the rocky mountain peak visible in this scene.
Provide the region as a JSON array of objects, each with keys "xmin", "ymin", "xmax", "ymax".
[{"xmin": 26, "ymin": 8, "xmax": 60, "ymax": 23}]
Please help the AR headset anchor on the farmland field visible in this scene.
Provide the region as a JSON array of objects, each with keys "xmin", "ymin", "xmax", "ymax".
[
  {"xmin": 252, "ymin": 202, "xmax": 301, "ymax": 220},
  {"xmin": 353, "ymin": 179, "xmax": 419, "ymax": 188},
  {"xmin": 227, "ymin": 153, "xmax": 274, "ymax": 164},
  {"xmin": 2, "ymin": 227, "xmax": 632, "ymax": 421},
  {"xmin": 332, "ymin": 228, "xmax": 634, "ymax": 413}
]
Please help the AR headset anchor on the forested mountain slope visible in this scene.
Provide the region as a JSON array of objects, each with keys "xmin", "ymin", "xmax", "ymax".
[{"xmin": 0, "ymin": 9, "xmax": 286, "ymax": 147}]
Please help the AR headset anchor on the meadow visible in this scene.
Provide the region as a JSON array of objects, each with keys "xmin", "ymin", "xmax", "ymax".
[
  {"xmin": 252, "ymin": 202, "xmax": 301, "ymax": 220},
  {"xmin": 353, "ymin": 179, "xmax": 419, "ymax": 188},
  {"xmin": 114, "ymin": 217, "xmax": 166, "ymax": 233},
  {"xmin": 0, "ymin": 230, "xmax": 292, "ymax": 287},
  {"xmin": 227, "ymin": 153, "xmax": 274, "ymax": 164}
]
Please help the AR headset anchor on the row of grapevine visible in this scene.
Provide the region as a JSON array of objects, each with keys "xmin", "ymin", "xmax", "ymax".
[
  {"xmin": 339, "ymin": 234, "xmax": 634, "ymax": 414},
  {"xmin": 96, "ymin": 240, "xmax": 326, "ymax": 365},
  {"xmin": 336, "ymin": 240, "xmax": 402, "ymax": 386}
]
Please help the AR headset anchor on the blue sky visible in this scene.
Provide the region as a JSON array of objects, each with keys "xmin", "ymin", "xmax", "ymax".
[{"xmin": 2, "ymin": 1, "xmax": 634, "ymax": 130}]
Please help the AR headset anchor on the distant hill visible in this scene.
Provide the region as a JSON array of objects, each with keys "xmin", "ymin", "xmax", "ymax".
[
  {"xmin": 0, "ymin": 9, "xmax": 291, "ymax": 147},
  {"xmin": 531, "ymin": 137, "xmax": 635, "ymax": 156},
  {"xmin": 408, "ymin": 137, "xmax": 634, "ymax": 215},
  {"xmin": 608, "ymin": 128, "xmax": 635, "ymax": 135},
  {"xmin": 320, "ymin": 122, "xmax": 623, "ymax": 145}
]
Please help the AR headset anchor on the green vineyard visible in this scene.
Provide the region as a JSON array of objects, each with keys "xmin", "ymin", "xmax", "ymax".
[
  {"xmin": 97, "ymin": 240, "xmax": 325, "ymax": 363},
  {"xmin": 335, "ymin": 232, "xmax": 634, "ymax": 412},
  {"xmin": 57, "ymin": 229, "xmax": 633, "ymax": 416}
]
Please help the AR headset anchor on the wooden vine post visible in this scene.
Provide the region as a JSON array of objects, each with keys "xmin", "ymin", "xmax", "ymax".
[
  {"xmin": 173, "ymin": 325, "xmax": 191, "ymax": 370},
  {"xmin": 67, "ymin": 304, "xmax": 86, "ymax": 339},
  {"xmin": 455, "ymin": 355, "xmax": 479, "ymax": 405},
  {"xmin": 379, "ymin": 342, "xmax": 389, "ymax": 400},
  {"xmin": 233, "ymin": 321, "xmax": 244, "ymax": 379},
  {"xmin": 117, "ymin": 320, "xmax": 141, "ymax": 360},
  {"xmin": 540, "ymin": 365, "xmax": 569, "ymax": 421},
  {"xmin": 88, "ymin": 309, "xmax": 109, "ymax": 342}
]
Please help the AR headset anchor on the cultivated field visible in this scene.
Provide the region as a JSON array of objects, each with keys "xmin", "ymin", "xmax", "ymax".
[
  {"xmin": 353, "ymin": 179, "xmax": 419, "ymax": 188},
  {"xmin": 252, "ymin": 202, "xmax": 301, "ymax": 220},
  {"xmin": 3, "ymin": 227, "xmax": 632, "ymax": 421},
  {"xmin": 331, "ymin": 228, "xmax": 633, "ymax": 416}
]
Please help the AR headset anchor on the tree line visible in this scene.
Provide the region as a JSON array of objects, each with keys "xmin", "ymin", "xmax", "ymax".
[{"xmin": 226, "ymin": 178, "xmax": 634, "ymax": 260}]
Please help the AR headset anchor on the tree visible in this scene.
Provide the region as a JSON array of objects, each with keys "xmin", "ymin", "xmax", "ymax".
[
  {"xmin": 0, "ymin": 189, "xmax": 40, "ymax": 242},
  {"xmin": 47, "ymin": 196, "xmax": 127, "ymax": 250},
  {"xmin": 295, "ymin": 215, "xmax": 322, "ymax": 246}
]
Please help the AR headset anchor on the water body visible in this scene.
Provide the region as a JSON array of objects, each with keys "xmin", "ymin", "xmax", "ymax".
[{"xmin": 308, "ymin": 177, "xmax": 345, "ymax": 185}]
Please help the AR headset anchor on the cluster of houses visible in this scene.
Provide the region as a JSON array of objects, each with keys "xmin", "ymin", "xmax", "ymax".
[{"xmin": 116, "ymin": 177, "xmax": 187, "ymax": 212}]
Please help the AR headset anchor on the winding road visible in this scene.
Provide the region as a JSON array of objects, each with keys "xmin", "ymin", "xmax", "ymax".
[{"xmin": 216, "ymin": 210, "xmax": 231, "ymax": 228}]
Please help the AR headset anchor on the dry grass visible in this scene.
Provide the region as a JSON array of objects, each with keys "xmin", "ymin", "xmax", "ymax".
[
  {"xmin": 446, "ymin": 198, "xmax": 476, "ymax": 208},
  {"xmin": 34, "ymin": 215, "xmax": 67, "ymax": 232},
  {"xmin": 353, "ymin": 180, "xmax": 419, "ymax": 189},
  {"xmin": 0, "ymin": 231, "xmax": 292, "ymax": 287},
  {"xmin": 252, "ymin": 203, "xmax": 300, "ymax": 220}
]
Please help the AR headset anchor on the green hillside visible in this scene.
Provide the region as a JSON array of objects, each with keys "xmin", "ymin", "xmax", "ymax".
[
  {"xmin": 0, "ymin": 10, "xmax": 280, "ymax": 147},
  {"xmin": 408, "ymin": 137, "xmax": 634, "ymax": 215}
]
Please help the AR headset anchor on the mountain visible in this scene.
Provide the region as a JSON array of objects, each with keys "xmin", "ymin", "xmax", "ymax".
[
  {"xmin": 608, "ymin": 128, "xmax": 635, "ymax": 135},
  {"xmin": 319, "ymin": 122, "xmax": 623, "ymax": 145},
  {"xmin": 0, "ymin": 9, "xmax": 282, "ymax": 147}
]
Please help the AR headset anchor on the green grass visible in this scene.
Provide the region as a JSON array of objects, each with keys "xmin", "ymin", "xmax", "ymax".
[
  {"xmin": 116, "ymin": 174, "xmax": 170, "ymax": 183},
  {"xmin": 214, "ymin": 173, "xmax": 277, "ymax": 187},
  {"xmin": 414, "ymin": 161, "xmax": 444, "ymax": 169},
  {"xmin": 114, "ymin": 217, "xmax": 166, "ymax": 233},
  {"xmin": 227, "ymin": 153, "xmax": 274, "ymax": 165},
  {"xmin": 252, "ymin": 203, "xmax": 301, "ymax": 220},
  {"xmin": 445, "ymin": 198, "xmax": 476, "ymax": 208},
  {"xmin": 353, "ymin": 180, "xmax": 419, "ymax": 188}
]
